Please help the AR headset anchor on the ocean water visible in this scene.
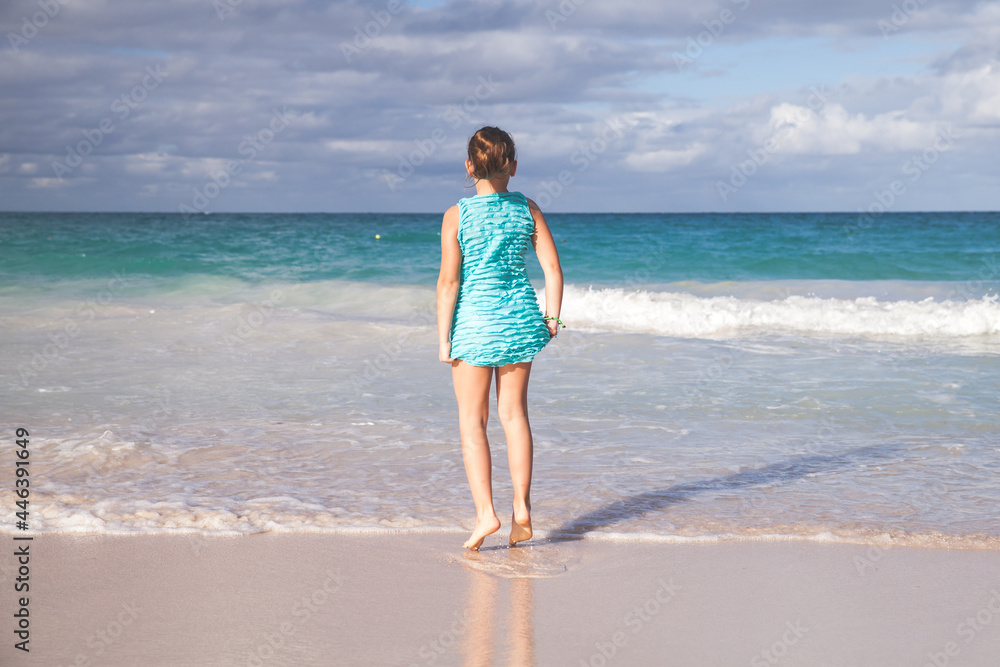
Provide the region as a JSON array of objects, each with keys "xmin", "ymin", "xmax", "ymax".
[{"xmin": 1, "ymin": 210, "xmax": 999, "ymax": 548}]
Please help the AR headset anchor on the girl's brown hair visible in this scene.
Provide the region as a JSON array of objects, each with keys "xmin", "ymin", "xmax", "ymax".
[{"xmin": 466, "ymin": 126, "xmax": 516, "ymax": 183}]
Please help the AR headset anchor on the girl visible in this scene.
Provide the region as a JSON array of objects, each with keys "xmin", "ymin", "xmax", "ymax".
[{"xmin": 437, "ymin": 126, "xmax": 564, "ymax": 551}]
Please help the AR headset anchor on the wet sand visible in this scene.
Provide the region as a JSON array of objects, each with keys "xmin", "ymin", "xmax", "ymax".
[{"xmin": 3, "ymin": 532, "xmax": 1000, "ymax": 666}]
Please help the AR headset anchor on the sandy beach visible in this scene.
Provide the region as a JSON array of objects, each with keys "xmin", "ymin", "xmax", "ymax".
[{"xmin": 2, "ymin": 532, "xmax": 998, "ymax": 666}]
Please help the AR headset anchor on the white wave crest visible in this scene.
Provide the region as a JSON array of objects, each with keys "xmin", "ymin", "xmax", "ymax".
[{"xmin": 559, "ymin": 285, "xmax": 1000, "ymax": 339}]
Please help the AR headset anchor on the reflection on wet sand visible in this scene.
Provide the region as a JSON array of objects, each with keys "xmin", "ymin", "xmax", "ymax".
[
  {"xmin": 504, "ymin": 574, "xmax": 535, "ymax": 667},
  {"xmin": 461, "ymin": 568, "xmax": 497, "ymax": 667},
  {"xmin": 459, "ymin": 545, "xmax": 541, "ymax": 667}
]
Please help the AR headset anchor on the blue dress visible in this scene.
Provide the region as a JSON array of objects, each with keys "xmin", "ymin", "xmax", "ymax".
[{"xmin": 449, "ymin": 192, "xmax": 551, "ymax": 367}]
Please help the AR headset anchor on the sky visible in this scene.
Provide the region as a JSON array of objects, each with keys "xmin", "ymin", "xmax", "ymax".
[{"xmin": 1, "ymin": 0, "xmax": 998, "ymax": 213}]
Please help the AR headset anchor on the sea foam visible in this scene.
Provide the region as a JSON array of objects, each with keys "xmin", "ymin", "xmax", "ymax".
[{"xmin": 557, "ymin": 285, "xmax": 1000, "ymax": 339}]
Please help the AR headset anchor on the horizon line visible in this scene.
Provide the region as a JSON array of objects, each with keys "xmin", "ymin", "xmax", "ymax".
[{"xmin": 2, "ymin": 209, "xmax": 998, "ymax": 216}]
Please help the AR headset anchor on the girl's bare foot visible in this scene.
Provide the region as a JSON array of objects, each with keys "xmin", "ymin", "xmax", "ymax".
[
  {"xmin": 464, "ymin": 514, "xmax": 501, "ymax": 551},
  {"xmin": 509, "ymin": 503, "xmax": 532, "ymax": 546}
]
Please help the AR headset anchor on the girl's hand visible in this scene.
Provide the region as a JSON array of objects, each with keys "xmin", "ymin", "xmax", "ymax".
[
  {"xmin": 546, "ymin": 319, "xmax": 560, "ymax": 339},
  {"xmin": 439, "ymin": 341, "xmax": 454, "ymax": 363}
]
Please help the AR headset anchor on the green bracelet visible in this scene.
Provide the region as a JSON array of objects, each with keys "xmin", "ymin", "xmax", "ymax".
[{"xmin": 544, "ymin": 316, "xmax": 565, "ymax": 328}]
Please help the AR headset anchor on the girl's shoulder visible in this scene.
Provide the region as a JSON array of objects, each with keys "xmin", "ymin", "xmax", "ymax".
[
  {"xmin": 441, "ymin": 204, "xmax": 460, "ymax": 232},
  {"xmin": 497, "ymin": 191, "xmax": 532, "ymax": 211},
  {"xmin": 514, "ymin": 193, "xmax": 543, "ymax": 215}
]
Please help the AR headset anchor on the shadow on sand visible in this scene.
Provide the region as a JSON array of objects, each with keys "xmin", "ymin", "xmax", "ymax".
[{"xmin": 548, "ymin": 442, "xmax": 896, "ymax": 540}]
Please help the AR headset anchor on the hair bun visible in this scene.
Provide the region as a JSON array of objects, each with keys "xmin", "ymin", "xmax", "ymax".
[{"xmin": 467, "ymin": 126, "xmax": 516, "ymax": 182}]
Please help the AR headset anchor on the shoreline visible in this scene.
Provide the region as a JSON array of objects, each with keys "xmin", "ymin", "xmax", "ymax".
[
  {"xmin": 5, "ymin": 525, "xmax": 998, "ymax": 550},
  {"xmin": 3, "ymin": 533, "xmax": 999, "ymax": 666}
]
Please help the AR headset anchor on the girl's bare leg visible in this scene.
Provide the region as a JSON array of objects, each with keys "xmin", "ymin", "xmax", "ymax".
[
  {"xmin": 452, "ymin": 359, "xmax": 501, "ymax": 550},
  {"xmin": 496, "ymin": 362, "xmax": 533, "ymax": 545}
]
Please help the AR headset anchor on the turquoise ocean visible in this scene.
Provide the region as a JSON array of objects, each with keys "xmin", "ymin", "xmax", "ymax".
[{"xmin": 1, "ymin": 210, "xmax": 999, "ymax": 548}]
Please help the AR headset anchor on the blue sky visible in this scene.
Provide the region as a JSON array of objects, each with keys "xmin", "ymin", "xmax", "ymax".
[
  {"xmin": 658, "ymin": 35, "xmax": 951, "ymax": 100},
  {"xmin": 1, "ymin": 0, "xmax": 997, "ymax": 213}
]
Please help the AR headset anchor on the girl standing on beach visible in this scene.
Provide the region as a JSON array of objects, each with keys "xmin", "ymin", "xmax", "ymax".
[{"xmin": 437, "ymin": 126, "xmax": 564, "ymax": 551}]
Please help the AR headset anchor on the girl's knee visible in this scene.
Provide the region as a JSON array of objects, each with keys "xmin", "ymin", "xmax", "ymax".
[
  {"xmin": 459, "ymin": 416, "xmax": 488, "ymax": 431},
  {"xmin": 497, "ymin": 405, "xmax": 528, "ymax": 427}
]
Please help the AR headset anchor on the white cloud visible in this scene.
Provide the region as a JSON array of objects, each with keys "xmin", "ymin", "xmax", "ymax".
[
  {"xmin": 123, "ymin": 152, "xmax": 176, "ymax": 176},
  {"xmin": 762, "ymin": 102, "xmax": 938, "ymax": 155},
  {"xmin": 325, "ymin": 140, "xmax": 401, "ymax": 153},
  {"xmin": 625, "ymin": 144, "xmax": 706, "ymax": 171},
  {"xmin": 940, "ymin": 64, "xmax": 1000, "ymax": 123},
  {"xmin": 27, "ymin": 177, "xmax": 72, "ymax": 189}
]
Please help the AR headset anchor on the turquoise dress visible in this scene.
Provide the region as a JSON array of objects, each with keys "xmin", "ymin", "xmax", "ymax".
[{"xmin": 449, "ymin": 192, "xmax": 550, "ymax": 367}]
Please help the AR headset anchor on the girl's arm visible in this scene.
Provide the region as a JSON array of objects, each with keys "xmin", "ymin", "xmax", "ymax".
[
  {"xmin": 437, "ymin": 205, "xmax": 462, "ymax": 362},
  {"xmin": 526, "ymin": 198, "xmax": 563, "ymax": 338}
]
